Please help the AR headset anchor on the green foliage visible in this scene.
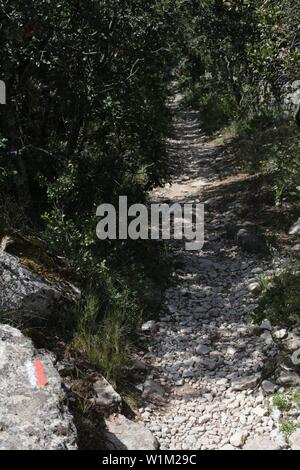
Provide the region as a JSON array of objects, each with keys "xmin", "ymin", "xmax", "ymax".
[
  {"xmin": 0, "ymin": 136, "xmax": 7, "ymax": 152},
  {"xmin": 180, "ymin": 0, "xmax": 300, "ymax": 131},
  {"xmin": 234, "ymin": 109, "xmax": 282, "ymax": 139},
  {"xmin": 0, "ymin": 0, "xmax": 177, "ymax": 380},
  {"xmin": 254, "ymin": 263, "xmax": 300, "ymax": 327},
  {"xmin": 1, "ymin": 0, "xmax": 300, "ymax": 382},
  {"xmin": 183, "ymin": 78, "xmax": 238, "ymax": 133},
  {"xmin": 0, "ymin": 0, "xmax": 180, "ymax": 222},
  {"xmin": 0, "ymin": 136, "xmax": 13, "ymax": 193},
  {"xmin": 281, "ymin": 419, "xmax": 300, "ymax": 435},
  {"xmin": 265, "ymin": 138, "xmax": 300, "ymax": 205},
  {"xmin": 272, "ymin": 389, "xmax": 300, "ymax": 435},
  {"xmin": 230, "ymin": 109, "xmax": 300, "ymax": 204},
  {"xmin": 273, "ymin": 392, "xmax": 292, "ymax": 412},
  {"xmin": 73, "ymin": 278, "xmax": 143, "ymax": 384},
  {"xmin": 257, "ymin": 272, "xmax": 274, "ymax": 293},
  {"xmin": 177, "ymin": 0, "xmax": 300, "ymax": 222}
]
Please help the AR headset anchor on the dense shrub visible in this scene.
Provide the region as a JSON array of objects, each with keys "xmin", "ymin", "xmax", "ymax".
[
  {"xmin": 0, "ymin": 0, "xmax": 179, "ymax": 380},
  {"xmin": 254, "ymin": 266, "xmax": 300, "ymax": 327},
  {"xmin": 183, "ymin": 78, "xmax": 238, "ymax": 133},
  {"xmin": 1, "ymin": 0, "xmax": 300, "ymax": 378}
]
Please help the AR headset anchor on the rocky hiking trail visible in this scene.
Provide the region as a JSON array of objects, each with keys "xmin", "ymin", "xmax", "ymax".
[
  {"xmin": 137, "ymin": 101, "xmax": 300, "ymax": 450},
  {"xmin": 1, "ymin": 98, "xmax": 300, "ymax": 451}
]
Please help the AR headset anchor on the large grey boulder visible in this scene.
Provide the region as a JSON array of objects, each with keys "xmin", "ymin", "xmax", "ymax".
[
  {"xmin": 0, "ymin": 324, "xmax": 77, "ymax": 449},
  {"xmin": 0, "ymin": 252, "xmax": 79, "ymax": 323},
  {"xmin": 105, "ymin": 414, "xmax": 159, "ymax": 450}
]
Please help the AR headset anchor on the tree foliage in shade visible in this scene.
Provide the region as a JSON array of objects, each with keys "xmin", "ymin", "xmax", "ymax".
[
  {"xmin": 0, "ymin": 0, "xmax": 188, "ymax": 380},
  {"xmin": 0, "ymin": 1, "xmax": 182, "ymax": 229},
  {"xmin": 0, "ymin": 1, "xmax": 299, "ymax": 380},
  {"xmin": 181, "ymin": 0, "xmax": 300, "ymax": 111}
]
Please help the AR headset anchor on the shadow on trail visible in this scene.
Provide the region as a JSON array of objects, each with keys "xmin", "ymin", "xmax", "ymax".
[{"xmin": 144, "ymin": 105, "xmax": 272, "ymax": 408}]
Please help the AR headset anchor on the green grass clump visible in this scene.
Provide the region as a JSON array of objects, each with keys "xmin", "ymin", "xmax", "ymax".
[
  {"xmin": 272, "ymin": 390, "xmax": 300, "ymax": 435},
  {"xmin": 72, "ymin": 285, "xmax": 143, "ymax": 385},
  {"xmin": 254, "ymin": 266, "xmax": 300, "ymax": 327},
  {"xmin": 281, "ymin": 419, "xmax": 300, "ymax": 436},
  {"xmin": 273, "ymin": 393, "xmax": 292, "ymax": 412}
]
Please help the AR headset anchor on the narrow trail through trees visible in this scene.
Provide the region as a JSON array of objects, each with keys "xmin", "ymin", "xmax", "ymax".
[{"xmin": 138, "ymin": 101, "xmax": 285, "ymax": 451}]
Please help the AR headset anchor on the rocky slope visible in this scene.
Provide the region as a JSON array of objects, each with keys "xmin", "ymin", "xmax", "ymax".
[
  {"xmin": 0, "ymin": 250, "xmax": 158, "ymax": 450},
  {"xmin": 0, "ymin": 252, "xmax": 78, "ymax": 449}
]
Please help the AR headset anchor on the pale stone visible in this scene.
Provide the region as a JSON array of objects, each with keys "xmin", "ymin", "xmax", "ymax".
[
  {"xmin": 289, "ymin": 218, "xmax": 300, "ymax": 235},
  {"xmin": 141, "ymin": 321, "xmax": 158, "ymax": 333},
  {"xmin": 270, "ymin": 430, "xmax": 287, "ymax": 448},
  {"xmin": 244, "ymin": 437, "xmax": 281, "ymax": 450},
  {"xmin": 253, "ymin": 406, "xmax": 267, "ymax": 417},
  {"xmin": 230, "ymin": 431, "xmax": 248, "ymax": 448},
  {"xmin": 142, "ymin": 379, "xmax": 165, "ymax": 398},
  {"xmin": 248, "ymin": 282, "xmax": 261, "ymax": 294},
  {"xmin": 289, "ymin": 429, "xmax": 300, "ymax": 450},
  {"xmin": 105, "ymin": 414, "xmax": 159, "ymax": 450},
  {"xmin": 221, "ymin": 444, "xmax": 235, "ymax": 450},
  {"xmin": 284, "ymin": 332, "xmax": 300, "ymax": 352},
  {"xmin": 93, "ymin": 377, "xmax": 121, "ymax": 408},
  {"xmin": 274, "ymin": 329, "xmax": 287, "ymax": 340}
]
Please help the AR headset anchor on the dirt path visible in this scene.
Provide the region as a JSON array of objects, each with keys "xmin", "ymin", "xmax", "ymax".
[{"xmin": 138, "ymin": 103, "xmax": 287, "ymax": 450}]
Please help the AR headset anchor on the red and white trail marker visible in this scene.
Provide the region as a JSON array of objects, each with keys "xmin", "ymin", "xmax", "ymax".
[{"xmin": 25, "ymin": 359, "xmax": 48, "ymax": 387}]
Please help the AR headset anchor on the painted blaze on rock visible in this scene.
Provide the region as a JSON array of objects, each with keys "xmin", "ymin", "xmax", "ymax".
[{"xmin": 0, "ymin": 324, "xmax": 77, "ymax": 450}]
